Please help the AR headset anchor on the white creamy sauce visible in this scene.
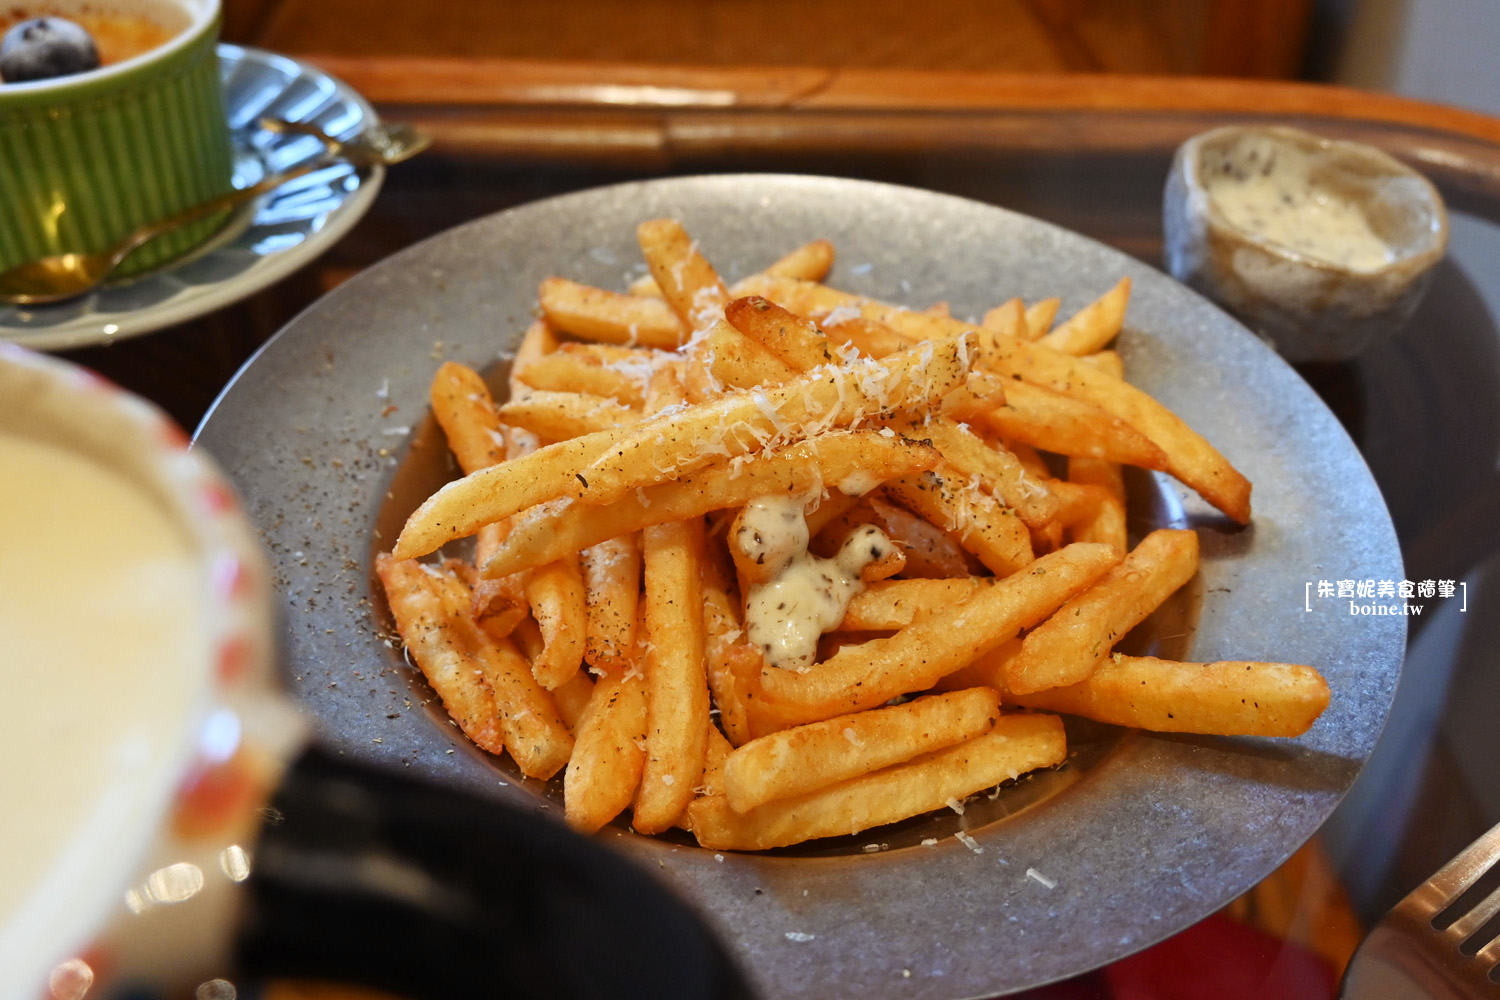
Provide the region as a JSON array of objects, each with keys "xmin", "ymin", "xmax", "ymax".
[
  {"xmin": 0, "ymin": 433, "xmax": 203, "ymax": 928},
  {"xmin": 1205, "ymin": 143, "xmax": 1395, "ymax": 272},
  {"xmin": 741, "ymin": 495, "xmax": 894, "ymax": 670}
]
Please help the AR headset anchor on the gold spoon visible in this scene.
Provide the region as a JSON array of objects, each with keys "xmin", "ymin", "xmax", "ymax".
[{"xmin": 0, "ymin": 121, "xmax": 430, "ymax": 306}]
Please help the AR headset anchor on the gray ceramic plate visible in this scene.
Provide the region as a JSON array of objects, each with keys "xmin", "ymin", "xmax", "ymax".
[
  {"xmin": 196, "ymin": 175, "xmax": 1404, "ymax": 998},
  {"xmin": 0, "ymin": 45, "xmax": 382, "ymax": 351}
]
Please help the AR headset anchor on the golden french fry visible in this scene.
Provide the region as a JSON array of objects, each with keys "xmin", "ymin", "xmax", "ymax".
[
  {"xmin": 819, "ymin": 314, "xmax": 909, "ymax": 358},
  {"xmin": 634, "ymin": 516, "xmax": 711, "ymax": 834},
  {"xmin": 1068, "ymin": 454, "xmax": 1127, "ymax": 551},
  {"xmin": 804, "ymin": 490, "xmax": 863, "ymax": 537},
  {"xmin": 692, "ymin": 321, "xmax": 799, "ymax": 393},
  {"xmin": 574, "ymin": 327, "xmax": 975, "ymax": 506},
  {"xmin": 1004, "ymin": 439, "xmax": 1053, "ymax": 480},
  {"xmin": 756, "ymin": 543, "xmax": 1119, "ymax": 727},
  {"xmin": 496, "ymin": 391, "xmax": 640, "ymax": 441},
  {"xmin": 633, "ymin": 239, "xmax": 835, "ymax": 298},
  {"xmin": 970, "ymin": 652, "xmax": 1328, "ymax": 738},
  {"xmin": 376, "ymin": 555, "xmax": 507, "ymax": 755},
  {"xmin": 483, "ymin": 430, "xmax": 939, "ymax": 579},
  {"xmin": 976, "ymin": 380, "xmax": 1169, "ymax": 468},
  {"xmin": 381, "ymin": 556, "xmax": 573, "ymax": 778},
  {"xmin": 581, "ymin": 534, "xmax": 641, "ymax": 673},
  {"xmin": 703, "ymin": 577, "xmax": 759, "ymax": 747},
  {"xmin": 884, "ymin": 467, "xmax": 1034, "ymax": 576},
  {"xmin": 724, "ymin": 688, "xmax": 1001, "ymax": 813},
  {"xmin": 688, "ymin": 715, "xmax": 1066, "ymax": 850},
  {"xmin": 898, "ymin": 416, "xmax": 1059, "ymax": 530},
  {"xmin": 1080, "ymin": 349, "xmax": 1124, "ymax": 378},
  {"xmin": 725, "ymin": 295, "xmax": 836, "ymax": 371},
  {"xmin": 429, "ymin": 362, "xmax": 505, "ymax": 474},
  {"xmin": 699, "ymin": 723, "xmax": 734, "ymax": 795},
  {"xmin": 509, "ymin": 320, "xmax": 560, "ymax": 400},
  {"xmin": 839, "ymin": 577, "xmax": 994, "ymax": 631},
  {"xmin": 395, "ymin": 423, "xmax": 630, "ymax": 559},
  {"xmin": 525, "ymin": 552, "xmax": 588, "ymax": 690},
  {"xmin": 638, "ymin": 218, "xmax": 730, "ymax": 333},
  {"xmin": 1005, "ymin": 528, "xmax": 1198, "ymax": 695},
  {"xmin": 552, "ymin": 669, "xmax": 596, "ymax": 730},
  {"xmin": 509, "ymin": 615, "xmax": 545, "ymax": 661},
  {"xmin": 1024, "ymin": 298, "xmax": 1061, "ymax": 340},
  {"xmin": 1038, "ymin": 278, "xmax": 1130, "ymax": 355},
  {"xmin": 982, "ymin": 298, "xmax": 1025, "ymax": 336},
  {"xmin": 515, "ymin": 343, "xmax": 649, "ymax": 407},
  {"xmin": 564, "ymin": 626, "xmax": 649, "ymax": 833},
  {"xmin": 538, "ymin": 277, "xmax": 685, "ymax": 348}
]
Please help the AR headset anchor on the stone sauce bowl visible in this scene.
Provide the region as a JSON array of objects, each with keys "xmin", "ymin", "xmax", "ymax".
[{"xmin": 1164, "ymin": 125, "xmax": 1447, "ymax": 363}]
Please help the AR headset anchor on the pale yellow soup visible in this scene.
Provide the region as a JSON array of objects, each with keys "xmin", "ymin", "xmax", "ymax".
[{"xmin": 0, "ymin": 432, "xmax": 203, "ymax": 927}]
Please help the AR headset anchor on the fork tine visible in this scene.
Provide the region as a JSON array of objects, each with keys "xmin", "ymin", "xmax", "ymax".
[{"xmin": 1444, "ymin": 880, "xmax": 1500, "ymax": 945}]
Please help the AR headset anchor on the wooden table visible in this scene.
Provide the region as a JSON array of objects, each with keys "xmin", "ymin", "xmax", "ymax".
[{"xmin": 55, "ymin": 62, "xmax": 1500, "ymax": 998}]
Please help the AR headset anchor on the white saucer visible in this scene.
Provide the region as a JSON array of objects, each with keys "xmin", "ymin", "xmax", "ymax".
[{"xmin": 0, "ymin": 45, "xmax": 384, "ymax": 351}]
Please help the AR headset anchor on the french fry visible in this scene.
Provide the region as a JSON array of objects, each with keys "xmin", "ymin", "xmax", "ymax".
[
  {"xmin": 581, "ymin": 534, "xmax": 641, "ymax": 673},
  {"xmin": 687, "ymin": 715, "xmax": 1066, "ymax": 850},
  {"xmin": 638, "ymin": 218, "xmax": 730, "ymax": 333},
  {"xmin": 964, "ymin": 652, "xmax": 1328, "ymax": 738},
  {"xmin": 698, "ymin": 723, "xmax": 734, "ymax": 795},
  {"xmin": 1080, "ymin": 349, "xmax": 1125, "ymax": 378},
  {"xmin": 755, "ymin": 543, "xmax": 1119, "ymax": 727},
  {"xmin": 381, "ymin": 557, "xmax": 573, "ymax": 778},
  {"xmin": 483, "ymin": 431, "xmax": 939, "ymax": 580},
  {"xmin": 804, "ymin": 489, "xmax": 863, "ymax": 537},
  {"xmin": 429, "ymin": 362, "xmax": 505, "ymax": 474},
  {"xmin": 703, "ymin": 577, "xmax": 759, "ymax": 747},
  {"xmin": 496, "ymin": 391, "xmax": 640, "ymax": 442},
  {"xmin": 509, "ymin": 615, "xmax": 545, "ymax": 661},
  {"xmin": 524, "ymin": 552, "xmax": 588, "ymax": 690},
  {"xmin": 509, "ymin": 320, "xmax": 560, "ymax": 400},
  {"xmin": 1005, "ymin": 439, "xmax": 1053, "ymax": 481},
  {"xmin": 631, "ymin": 239, "xmax": 834, "ymax": 299},
  {"xmin": 376, "ymin": 556, "xmax": 506, "ymax": 756},
  {"xmin": 564, "ymin": 624, "xmax": 649, "ymax": 833},
  {"xmin": 1068, "ymin": 453, "xmax": 1128, "ymax": 552},
  {"xmin": 896, "ymin": 416, "xmax": 1059, "ymax": 530},
  {"xmin": 819, "ymin": 315, "xmax": 909, "ymax": 358},
  {"xmin": 725, "ymin": 295, "xmax": 836, "ymax": 371},
  {"xmin": 1038, "ymin": 278, "xmax": 1130, "ymax": 355},
  {"xmin": 552, "ymin": 669, "xmax": 596, "ymax": 731},
  {"xmin": 693, "ymin": 321, "xmax": 799, "ymax": 392},
  {"xmin": 1024, "ymin": 298, "xmax": 1061, "ymax": 340},
  {"xmin": 839, "ymin": 577, "xmax": 994, "ymax": 631},
  {"xmin": 1004, "ymin": 529, "xmax": 1198, "ymax": 695},
  {"xmin": 515, "ymin": 343, "xmax": 649, "ymax": 407},
  {"xmin": 884, "ymin": 467, "xmax": 1034, "ymax": 576},
  {"xmin": 538, "ymin": 277, "xmax": 685, "ymax": 348},
  {"xmin": 982, "ymin": 298, "xmax": 1025, "ymax": 336},
  {"xmin": 724, "ymin": 688, "xmax": 1001, "ymax": 812},
  {"xmin": 976, "ymin": 298, "xmax": 1026, "ymax": 343},
  {"xmin": 573, "ymin": 328, "xmax": 975, "ymax": 506},
  {"xmin": 634, "ymin": 515, "xmax": 711, "ymax": 834},
  {"xmin": 976, "ymin": 380, "xmax": 1168, "ymax": 468}
]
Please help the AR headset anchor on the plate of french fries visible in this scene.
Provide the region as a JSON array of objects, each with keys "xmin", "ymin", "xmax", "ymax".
[{"xmin": 198, "ymin": 175, "xmax": 1405, "ymax": 998}]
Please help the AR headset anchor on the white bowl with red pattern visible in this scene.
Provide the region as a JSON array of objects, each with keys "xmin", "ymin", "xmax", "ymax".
[{"xmin": 0, "ymin": 344, "xmax": 302, "ymax": 1000}]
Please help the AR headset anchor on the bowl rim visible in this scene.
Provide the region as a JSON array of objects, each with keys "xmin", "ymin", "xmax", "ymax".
[
  {"xmin": 1177, "ymin": 123, "xmax": 1449, "ymax": 279},
  {"xmin": 0, "ymin": 0, "xmax": 219, "ymax": 100},
  {"xmin": 0, "ymin": 341, "xmax": 276, "ymax": 1000}
]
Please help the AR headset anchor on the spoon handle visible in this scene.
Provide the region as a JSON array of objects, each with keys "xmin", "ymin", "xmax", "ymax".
[{"xmin": 107, "ymin": 158, "xmax": 331, "ymax": 270}]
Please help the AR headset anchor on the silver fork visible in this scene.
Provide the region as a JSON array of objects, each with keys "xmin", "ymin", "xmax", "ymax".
[{"xmin": 1341, "ymin": 820, "xmax": 1500, "ymax": 997}]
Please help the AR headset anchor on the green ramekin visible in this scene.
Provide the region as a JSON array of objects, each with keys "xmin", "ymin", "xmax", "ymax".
[{"xmin": 0, "ymin": 0, "xmax": 232, "ymax": 276}]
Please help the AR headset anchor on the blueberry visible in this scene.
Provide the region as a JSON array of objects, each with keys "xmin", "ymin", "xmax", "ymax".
[{"xmin": 0, "ymin": 18, "xmax": 100, "ymax": 83}]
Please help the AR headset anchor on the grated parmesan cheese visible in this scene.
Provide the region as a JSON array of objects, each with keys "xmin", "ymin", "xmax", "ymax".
[
  {"xmin": 945, "ymin": 797, "xmax": 965, "ymax": 815},
  {"xmin": 954, "ymin": 832, "xmax": 983, "ymax": 854},
  {"xmin": 1026, "ymin": 868, "xmax": 1056, "ymax": 889},
  {"xmin": 785, "ymin": 932, "xmax": 816, "ymax": 943}
]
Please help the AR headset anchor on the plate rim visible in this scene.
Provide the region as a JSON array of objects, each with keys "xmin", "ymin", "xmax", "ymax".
[
  {"xmin": 196, "ymin": 172, "xmax": 1407, "ymax": 998},
  {"xmin": 0, "ymin": 44, "xmax": 384, "ymax": 352}
]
